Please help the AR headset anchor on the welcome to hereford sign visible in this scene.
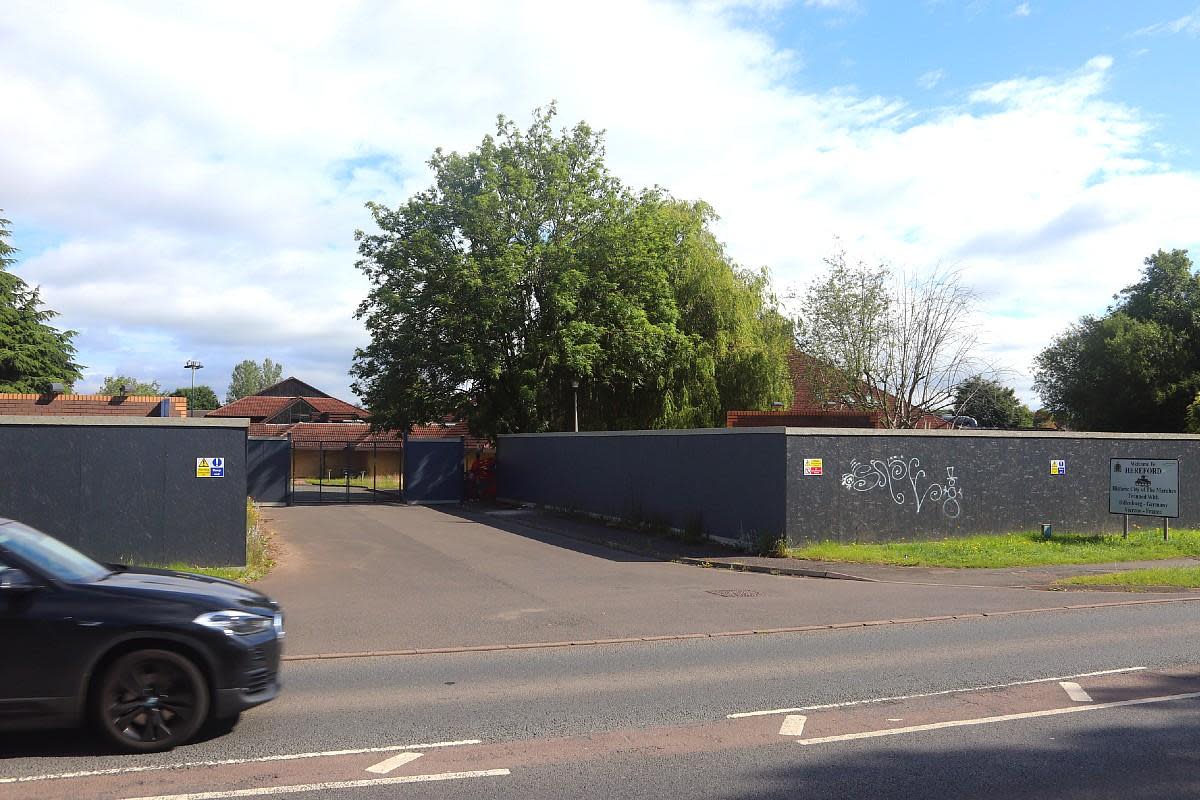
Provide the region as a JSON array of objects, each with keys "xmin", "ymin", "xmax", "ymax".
[{"xmin": 1109, "ymin": 459, "xmax": 1179, "ymax": 519}]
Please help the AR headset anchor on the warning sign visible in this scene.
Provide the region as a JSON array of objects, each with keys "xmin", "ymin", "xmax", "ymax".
[
  {"xmin": 1050, "ymin": 460, "xmax": 1066, "ymax": 475},
  {"xmin": 803, "ymin": 458, "xmax": 824, "ymax": 476},
  {"xmin": 196, "ymin": 457, "xmax": 225, "ymax": 479}
]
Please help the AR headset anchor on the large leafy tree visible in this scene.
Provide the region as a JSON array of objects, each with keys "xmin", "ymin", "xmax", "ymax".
[
  {"xmin": 226, "ymin": 358, "xmax": 284, "ymax": 403},
  {"xmin": 0, "ymin": 212, "xmax": 83, "ymax": 392},
  {"xmin": 1034, "ymin": 249, "xmax": 1200, "ymax": 432},
  {"xmin": 953, "ymin": 376, "xmax": 1033, "ymax": 428},
  {"xmin": 352, "ymin": 105, "xmax": 791, "ymax": 437},
  {"xmin": 171, "ymin": 385, "xmax": 220, "ymax": 410}
]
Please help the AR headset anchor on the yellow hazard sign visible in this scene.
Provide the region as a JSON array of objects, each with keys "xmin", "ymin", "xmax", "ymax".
[{"xmin": 196, "ymin": 458, "xmax": 211, "ymax": 478}]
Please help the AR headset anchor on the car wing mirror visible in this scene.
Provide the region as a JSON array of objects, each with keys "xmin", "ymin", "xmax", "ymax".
[{"xmin": 0, "ymin": 568, "xmax": 40, "ymax": 593}]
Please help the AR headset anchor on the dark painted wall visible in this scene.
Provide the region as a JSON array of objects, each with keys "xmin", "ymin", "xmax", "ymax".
[
  {"xmin": 0, "ymin": 422, "xmax": 248, "ymax": 565},
  {"xmin": 247, "ymin": 437, "xmax": 291, "ymax": 505},
  {"xmin": 785, "ymin": 431, "xmax": 1200, "ymax": 542},
  {"xmin": 405, "ymin": 438, "xmax": 464, "ymax": 504},
  {"xmin": 498, "ymin": 430, "xmax": 787, "ymax": 542}
]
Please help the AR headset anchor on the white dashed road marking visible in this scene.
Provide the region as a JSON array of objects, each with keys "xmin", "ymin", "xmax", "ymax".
[
  {"xmin": 119, "ymin": 769, "xmax": 511, "ymax": 800},
  {"xmin": 1059, "ymin": 681, "xmax": 1094, "ymax": 702},
  {"xmin": 795, "ymin": 691, "xmax": 1200, "ymax": 746},
  {"xmin": 726, "ymin": 666, "xmax": 1144, "ymax": 718},
  {"xmin": 0, "ymin": 740, "xmax": 481, "ymax": 784},
  {"xmin": 365, "ymin": 751, "xmax": 423, "ymax": 774},
  {"xmin": 778, "ymin": 715, "xmax": 807, "ymax": 737}
]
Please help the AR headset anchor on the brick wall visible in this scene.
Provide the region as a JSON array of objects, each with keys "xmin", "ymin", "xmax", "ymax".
[{"xmin": 0, "ymin": 394, "xmax": 188, "ymax": 417}]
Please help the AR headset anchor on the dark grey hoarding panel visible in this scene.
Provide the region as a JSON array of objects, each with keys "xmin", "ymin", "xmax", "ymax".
[
  {"xmin": 786, "ymin": 432, "xmax": 1200, "ymax": 542},
  {"xmin": 498, "ymin": 430, "xmax": 786, "ymax": 542},
  {"xmin": 247, "ymin": 437, "xmax": 291, "ymax": 505},
  {"xmin": 404, "ymin": 438, "xmax": 464, "ymax": 504},
  {"xmin": 0, "ymin": 423, "xmax": 247, "ymax": 565}
]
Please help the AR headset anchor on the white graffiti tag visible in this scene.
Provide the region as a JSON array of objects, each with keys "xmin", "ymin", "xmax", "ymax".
[{"xmin": 839, "ymin": 456, "xmax": 963, "ymax": 518}]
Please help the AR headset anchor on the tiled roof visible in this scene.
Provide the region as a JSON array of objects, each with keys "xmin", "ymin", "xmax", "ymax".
[
  {"xmin": 0, "ymin": 393, "xmax": 187, "ymax": 418},
  {"xmin": 289, "ymin": 423, "xmax": 402, "ymax": 446},
  {"xmin": 306, "ymin": 397, "xmax": 369, "ymax": 417},
  {"xmin": 209, "ymin": 395, "xmax": 293, "ymax": 419},
  {"xmin": 264, "ymin": 419, "xmax": 491, "ymax": 450},
  {"xmin": 248, "ymin": 423, "xmax": 295, "ymax": 437}
]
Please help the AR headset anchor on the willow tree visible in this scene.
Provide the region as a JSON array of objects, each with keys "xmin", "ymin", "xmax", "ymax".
[{"xmin": 352, "ymin": 105, "xmax": 791, "ymax": 438}]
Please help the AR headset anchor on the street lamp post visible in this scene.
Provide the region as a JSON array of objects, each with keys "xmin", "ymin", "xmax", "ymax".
[
  {"xmin": 571, "ymin": 380, "xmax": 580, "ymax": 432},
  {"xmin": 184, "ymin": 360, "xmax": 203, "ymax": 411}
]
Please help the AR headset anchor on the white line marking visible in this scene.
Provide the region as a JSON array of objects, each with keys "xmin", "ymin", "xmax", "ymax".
[
  {"xmin": 118, "ymin": 769, "xmax": 511, "ymax": 800},
  {"xmin": 796, "ymin": 691, "xmax": 1200, "ymax": 746},
  {"xmin": 0, "ymin": 739, "xmax": 481, "ymax": 784},
  {"xmin": 726, "ymin": 667, "xmax": 1145, "ymax": 718},
  {"xmin": 365, "ymin": 751, "xmax": 423, "ymax": 774},
  {"xmin": 1060, "ymin": 681, "xmax": 1094, "ymax": 702},
  {"xmin": 778, "ymin": 714, "xmax": 807, "ymax": 737}
]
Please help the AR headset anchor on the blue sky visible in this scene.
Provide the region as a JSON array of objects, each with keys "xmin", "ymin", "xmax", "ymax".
[
  {"xmin": 1, "ymin": 1, "xmax": 1197, "ymax": 406},
  {"xmin": 777, "ymin": 2, "xmax": 1198, "ymax": 169}
]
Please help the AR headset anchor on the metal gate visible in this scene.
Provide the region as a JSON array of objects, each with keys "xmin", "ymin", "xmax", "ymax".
[
  {"xmin": 290, "ymin": 440, "xmax": 405, "ymax": 504},
  {"xmin": 403, "ymin": 437, "xmax": 464, "ymax": 504}
]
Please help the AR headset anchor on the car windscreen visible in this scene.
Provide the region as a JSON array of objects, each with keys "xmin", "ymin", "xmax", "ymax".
[{"xmin": 0, "ymin": 522, "xmax": 110, "ymax": 583}]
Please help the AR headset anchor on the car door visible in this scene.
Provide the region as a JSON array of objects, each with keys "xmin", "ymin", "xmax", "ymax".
[{"xmin": 0, "ymin": 557, "xmax": 90, "ymax": 723}]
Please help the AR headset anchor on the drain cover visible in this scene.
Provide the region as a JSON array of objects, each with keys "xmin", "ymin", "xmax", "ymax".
[{"xmin": 706, "ymin": 589, "xmax": 761, "ymax": 598}]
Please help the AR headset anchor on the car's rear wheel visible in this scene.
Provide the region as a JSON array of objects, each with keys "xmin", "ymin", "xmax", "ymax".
[{"xmin": 94, "ymin": 649, "xmax": 210, "ymax": 752}]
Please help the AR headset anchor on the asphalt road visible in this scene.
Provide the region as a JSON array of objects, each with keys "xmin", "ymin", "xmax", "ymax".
[
  {"xmin": 4, "ymin": 601, "xmax": 1200, "ymax": 799},
  {"xmin": 254, "ymin": 504, "xmax": 1163, "ymax": 655}
]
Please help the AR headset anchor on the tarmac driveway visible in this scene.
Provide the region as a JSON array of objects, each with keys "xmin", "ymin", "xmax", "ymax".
[{"xmin": 257, "ymin": 504, "xmax": 1142, "ymax": 656}]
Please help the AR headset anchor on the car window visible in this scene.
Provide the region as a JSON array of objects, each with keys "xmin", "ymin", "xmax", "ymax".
[{"xmin": 0, "ymin": 523, "xmax": 109, "ymax": 583}]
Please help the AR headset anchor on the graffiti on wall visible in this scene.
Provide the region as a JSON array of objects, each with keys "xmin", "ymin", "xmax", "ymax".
[{"xmin": 840, "ymin": 456, "xmax": 963, "ymax": 518}]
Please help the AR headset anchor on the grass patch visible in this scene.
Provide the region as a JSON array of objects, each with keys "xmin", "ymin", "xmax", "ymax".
[
  {"xmin": 136, "ymin": 498, "xmax": 276, "ymax": 583},
  {"xmin": 787, "ymin": 529, "xmax": 1200, "ymax": 569},
  {"xmin": 307, "ymin": 476, "xmax": 401, "ymax": 490},
  {"xmin": 1058, "ymin": 566, "xmax": 1200, "ymax": 588}
]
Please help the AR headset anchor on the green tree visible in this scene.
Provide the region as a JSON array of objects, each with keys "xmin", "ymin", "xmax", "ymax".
[
  {"xmin": 226, "ymin": 358, "xmax": 284, "ymax": 403},
  {"xmin": 0, "ymin": 212, "xmax": 83, "ymax": 393},
  {"xmin": 953, "ymin": 376, "xmax": 1033, "ymax": 428},
  {"xmin": 796, "ymin": 249, "xmax": 987, "ymax": 428},
  {"xmin": 99, "ymin": 375, "xmax": 162, "ymax": 396},
  {"xmin": 352, "ymin": 105, "xmax": 791, "ymax": 437},
  {"xmin": 171, "ymin": 385, "xmax": 220, "ymax": 410},
  {"xmin": 1034, "ymin": 249, "xmax": 1200, "ymax": 432},
  {"xmin": 1186, "ymin": 393, "xmax": 1200, "ymax": 434}
]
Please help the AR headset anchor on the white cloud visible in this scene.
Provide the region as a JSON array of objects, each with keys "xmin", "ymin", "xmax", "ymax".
[
  {"xmin": 1013, "ymin": 3, "xmax": 1031, "ymax": 17},
  {"xmin": 917, "ymin": 69, "xmax": 945, "ymax": 90},
  {"xmin": 1, "ymin": 1, "xmax": 1197, "ymax": 408},
  {"xmin": 804, "ymin": 0, "xmax": 859, "ymax": 9},
  {"xmin": 1132, "ymin": 7, "xmax": 1200, "ymax": 37}
]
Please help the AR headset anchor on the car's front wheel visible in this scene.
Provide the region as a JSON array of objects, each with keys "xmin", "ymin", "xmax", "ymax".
[{"xmin": 94, "ymin": 648, "xmax": 210, "ymax": 752}]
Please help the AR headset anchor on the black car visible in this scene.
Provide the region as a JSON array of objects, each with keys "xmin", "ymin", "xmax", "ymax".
[{"xmin": 0, "ymin": 518, "xmax": 283, "ymax": 752}]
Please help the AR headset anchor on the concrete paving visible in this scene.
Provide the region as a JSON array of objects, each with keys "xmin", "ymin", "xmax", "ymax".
[{"xmin": 254, "ymin": 503, "xmax": 1158, "ymax": 656}]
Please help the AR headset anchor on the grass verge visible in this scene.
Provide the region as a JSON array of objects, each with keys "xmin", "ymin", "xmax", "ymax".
[
  {"xmin": 307, "ymin": 476, "xmax": 401, "ymax": 490},
  {"xmin": 787, "ymin": 529, "xmax": 1200, "ymax": 569},
  {"xmin": 138, "ymin": 498, "xmax": 276, "ymax": 583},
  {"xmin": 1057, "ymin": 566, "xmax": 1200, "ymax": 589}
]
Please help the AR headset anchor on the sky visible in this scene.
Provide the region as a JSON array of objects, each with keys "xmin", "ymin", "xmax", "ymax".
[{"xmin": 1, "ymin": 0, "xmax": 1197, "ymax": 407}]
